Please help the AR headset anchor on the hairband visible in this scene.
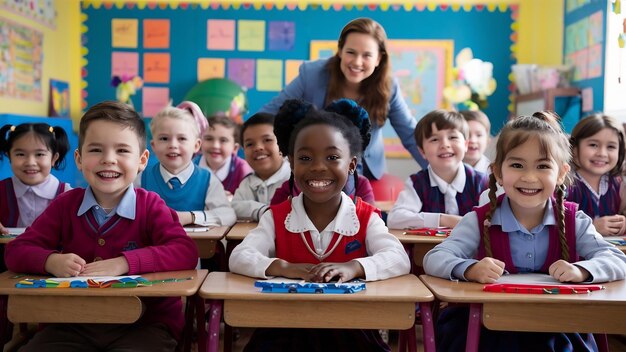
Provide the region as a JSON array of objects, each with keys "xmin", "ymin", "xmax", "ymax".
[
  {"xmin": 9, "ymin": 125, "xmax": 15, "ymax": 132},
  {"xmin": 49, "ymin": 126, "xmax": 54, "ymax": 133}
]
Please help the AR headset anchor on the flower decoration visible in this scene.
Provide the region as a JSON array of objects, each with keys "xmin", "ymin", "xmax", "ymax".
[
  {"xmin": 110, "ymin": 75, "xmax": 143, "ymax": 108},
  {"xmin": 225, "ymin": 92, "xmax": 247, "ymax": 124},
  {"xmin": 443, "ymin": 48, "xmax": 497, "ymax": 111}
]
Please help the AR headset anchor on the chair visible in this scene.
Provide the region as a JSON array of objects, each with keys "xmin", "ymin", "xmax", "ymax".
[{"xmin": 370, "ymin": 173, "xmax": 404, "ymax": 202}]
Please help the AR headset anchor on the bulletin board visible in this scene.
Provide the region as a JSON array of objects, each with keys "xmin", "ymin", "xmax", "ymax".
[{"xmin": 82, "ymin": 1, "xmax": 516, "ymax": 155}]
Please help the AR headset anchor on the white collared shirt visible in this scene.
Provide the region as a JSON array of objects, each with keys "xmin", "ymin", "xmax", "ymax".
[
  {"xmin": 387, "ymin": 165, "xmax": 466, "ymax": 229},
  {"xmin": 12, "ymin": 175, "xmax": 70, "ymax": 227},
  {"xmin": 197, "ymin": 154, "xmax": 231, "ymax": 182},
  {"xmin": 231, "ymin": 160, "xmax": 291, "ymax": 221},
  {"xmin": 229, "ymin": 192, "xmax": 410, "ymax": 281},
  {"xmin": 472, "ymin": 154, "xmax": 491, "ymax": 175}
]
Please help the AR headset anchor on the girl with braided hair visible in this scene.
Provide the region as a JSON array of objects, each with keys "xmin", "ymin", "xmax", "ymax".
[
  {"xmin": 270, "ymin": 98, "xmax": 375, "ymax": 205},
  {"xmin": 229, "ymin": 99, "xmax": 409, "ymax": 352},
  {"xmin": 424, "ymin": 111, "xmax": 626, "ymax": 351}
]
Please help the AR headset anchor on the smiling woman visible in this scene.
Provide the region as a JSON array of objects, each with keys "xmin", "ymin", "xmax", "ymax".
[{"xmin": 259, "ymin": 17, "xmax": 427, "ymax": 180}]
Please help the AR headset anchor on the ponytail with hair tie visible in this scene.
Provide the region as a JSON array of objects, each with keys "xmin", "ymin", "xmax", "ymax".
[{"xmin": 325, "ymin": 98, "xmax": 372, "ymax": 150}]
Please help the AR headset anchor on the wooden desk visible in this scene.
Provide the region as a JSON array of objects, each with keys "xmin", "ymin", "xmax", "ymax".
[
  {"xmin": 420, "ymin": 275, "xmax": 626, "ymax": 352},
  {"xmin": 390, "ymin": 229, "xmax": 445, "ymax": 271},
  {"xmin": 0, "ymin": 270, "xmax": 208, "ymax": 351},
  {"xmin": 224, "ymin": 222, "xmax": 258, "ymax": 241},
  {"xmin": 186, "ymin": 226, "xmax": 230, "ymax": 259},
  {"xmin": 199, "ymin": 272, "xmax": 435, "ymax": 352},
  {"xmin": 375, "ymin": 200, "xmax": 394, "ymax": 213}
]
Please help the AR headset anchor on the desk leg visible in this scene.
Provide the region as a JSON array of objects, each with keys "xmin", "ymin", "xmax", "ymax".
[
  {"xmin": 195, "ymin": 294, "xmax": 208, "ymax": 352},
  {"xmin": 206, "ymin": 299, "xmax": 223, "ymax": 352},
  {"xmin": 419, "ymin": 302, "xmax": 435, "ymax": 352},
  {"xmin": 0, "ymin": 295, "xmax": 12, "ymax": 348},
  {"xmin": 465, "ymin": 303, "xmax": 482, "ymax": 352}
]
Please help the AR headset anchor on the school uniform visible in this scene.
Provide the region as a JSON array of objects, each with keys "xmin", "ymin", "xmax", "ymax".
[
  {"xmin": 471, "ymin": 154, "xmax": 491, "ymax": 174},
  {"xmin": 139, "ymin": 162, "xmax": 236, "ymax": 227},
  {"xmin": 387, "ymin": 164, "xmax": 487, "ymax": 229},
  {"xmin": 5, "ymin": 186, "xmax": 199, "ymax": 351},
  {"xmin": 0, "ymin": 175, "xmax": 70, "ymax": 227},
  {"xmin": 194, "ymin": 153, "xmax": 253, "ymax": 195},
  {"xmin": 229, "ymin": 192, "xmax": 410, "ymax": 351},
  {"xmin": 424, "ymin": 196, "xmax": 626, "ymax": 352},
  {"xmin": 270, "ymin": 174, "xmax": 375, "ymax": 206},
  {"xmin": 566, "ymin": 172, "xmax": 622, "ymax": 218},
  {"xmin": 231, "ymin": 160, "xmax": 291, "ymax": 221}
]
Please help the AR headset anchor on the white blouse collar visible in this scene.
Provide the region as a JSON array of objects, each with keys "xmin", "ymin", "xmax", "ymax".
[{"xmin": 285, "ymin": 192, "xmax": 360, "ymax": 236}]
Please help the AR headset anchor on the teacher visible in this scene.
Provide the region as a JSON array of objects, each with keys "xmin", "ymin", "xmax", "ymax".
[{"xmin": 259, "ymin": 17, "xmax": 427, "ymax": 180}]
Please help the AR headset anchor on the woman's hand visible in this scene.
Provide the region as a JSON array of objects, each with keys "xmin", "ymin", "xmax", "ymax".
[
  {"xmin": 44, "ymin": 253, "xmax": 86, "ymax": 278},
  {"xmin": 308, "ymin": 261, "xmax": 365, "ymax": 283},
  {"xmin": 464, "ymin": 257, "xmax": 505, "ymax": 283}
]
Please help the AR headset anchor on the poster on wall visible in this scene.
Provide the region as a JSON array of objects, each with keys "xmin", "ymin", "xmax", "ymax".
[
  {"xmin": 48, "ymin": 79, "xmax": 69, "ymax": 117},
  {"xmin": 0, "ymin": 17, "xmax": 43, "ymax": 101},
  {"xmin": 0, "ymin": 0, "xmax": 56, "ymax": 28},
  {"xmin": 310, "ymin": 40, "xmax": 452, "ymax": 158}
]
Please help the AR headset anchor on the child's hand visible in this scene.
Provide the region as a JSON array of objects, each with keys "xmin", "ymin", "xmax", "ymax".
[
  {"xmin": 0, "ymin": 222, "xmax": 8, "ymax": 235},
  {"xmin": 80, "ymin": 257, "xmax": 130, "ymax": 276},
  {"xmin": 265, "ymin": 259, "xmax": 314, "ymax": 280},
  {"xmin": 44, "ymin": 253, "xmax": 86, "ymax": 278},
  {"xmin": 308, "ymin": 261, "xmax": 365, "ymax": 283},
  {"xmin": 464, "ymin": 257, "xmax": 505, "ymax": 283},
  {"xmin": 439, "ymin": 214, "xmax": 462, "ymax": 228},
  {"xmin": 593, "ymin": 215, "xmax": 626, "ymax": 236},
  {"xmin": 176, "ymin": 211, "xmax": 193, "ymax": 226},
  {"xmin": 548, "ymin": 259, "xmax": 590, "ymax": 283}
]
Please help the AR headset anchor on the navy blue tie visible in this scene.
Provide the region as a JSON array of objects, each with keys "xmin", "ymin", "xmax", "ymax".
[{"xmin": 169, "ymin": 177, "xmax": 182, "ymax": 189}]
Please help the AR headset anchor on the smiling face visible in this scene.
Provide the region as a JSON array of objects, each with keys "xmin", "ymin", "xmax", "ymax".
[
  {"xmin": 242, "ymin": 123, "xmax": 283, "ymax": 180},
  {"xmin": 201, "ymin": 124, "xmax": 238, "ymax": 171},
  {"xmin": 419, "ymin": 123, "xmax": 468, "ymax": 183},
  {"xmin": 75, "ymin": 120, "xmax": 149, "ymax": 208},
  {"xmin": 495, "ymin": 138, "xmax": 569, "ymax": 221},
  {"xmin": 464, "ymin": 120, "xmax": 490, "ymax": 166},
  {"xmin": 9, "ymin": 132, "xmax": 59, "ymax": 186},
  {"xmin": 150, "ymin": 117, "xmax": 201, "ymax": 175},
  {"xmin": 338, "ymin": 32, "xmax": 381, "ymax": 89},
  {"xmin": 573, "ymin": 127, "xmax": 620, "ymax": 182},
  {"xmin": 290, "ymin": 124, "xmax": 356, "ymax": 210}
]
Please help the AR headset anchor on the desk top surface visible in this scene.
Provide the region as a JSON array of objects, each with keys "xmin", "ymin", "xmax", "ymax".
[
  {"xmin": 199, "ymin": 272, "xmax": 433, "ymax": 302},
  {"xmin": 389, "ymin": 229, "xmax": 447, "ymax": 244},
  {"xmin": 420, "ymin": 274, "xmax": 626, "ymax": 304},
  {"xmin": 0, "ymin": 270, "xmax": 208, "ymax": 297},
  {"xmin": 186, "ymin": 226, "xmax": 230, "ymax": 240},
  {"xmin": 225, "ymin": 222, "xmax": 258, "ymax": 240}
]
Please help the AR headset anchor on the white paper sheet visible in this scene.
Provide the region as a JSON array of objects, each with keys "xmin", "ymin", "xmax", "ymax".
[{"xmin": 496, "ymin": 273, "xmax": 562, "ymax": 285}]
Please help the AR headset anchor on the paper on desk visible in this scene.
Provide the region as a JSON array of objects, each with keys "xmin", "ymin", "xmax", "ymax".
[
  {"xmin": 184, "ymin": 227, "xmax": 210, "ymax": 232},
  {"xmin": 264, "ymin": 277, "xmax": 363, "ymax": 287},
  {"xmin": 496, "ymin": 273, "xmax": 562, "ymax": 285},
  {"xmin": 604, "ymin": 236, "xmax": 626, "ymax": 246},
  {"xmin": 47, "ymin": 275, "xmax": 141, "ymax": 282},
  {"xmin": 6, "ymin": 228, "xmax": 26, "ymax": 235}
]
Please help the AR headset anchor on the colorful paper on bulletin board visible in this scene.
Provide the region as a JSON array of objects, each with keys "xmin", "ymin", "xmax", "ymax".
[
  {"xmin": 228, "ymin": 58, "xmax": 255, "ymax": 88},
  {"xmin": 238, "ymin": 20, "xmax": 265, "ymax": 52},
  {"xmin": 111, "ymin": 52, "xmax": 139, "ymax": 78},
  {"xmin": 574, "ymin": 19, "xmax": 589, "ymax": 51},
  {"xmin": 48, "ymin": 79, "xmax": 69, "ymax": 118},
  {"xmin": 566, "ymin": 49, "xmax": 589, "ymax": 81},
  {"xmin": 198, "ymin": 58, "xmax": 225, "ymax": 81},
  {"xmin": 207, "ymin": 19, "xmax": 235, "ymax": 51},
  {"xmin": 565, "ymin": 25, "xmax": 577, "ymax": 55},
  {"xmin": 0, "ymin": 17, "xmax": 43, "ymax": 101},
  {"xmin": 0, "ymin": 0, "xmax": 56, "ymax": 28},
  {"xmin": 143, "ymin": 53, "xmax": 170, "ymax": 83},
  {"xmin": 285, "ymin": 60, "xmax": 303, "ymax": 85},
  {"xmin": 269, "ymin": 21, "xmax": 295, "ymax": 51},
  {"xmin": 256, "ymin": 59, "xmax": 282, "ymax": 92},
  {"xmin": 312, "ymin": 40, "xmax": 452, "ymax": 158},
  {"xmin": 111, "ymin": 19, "xmax": 138, "ymax": 48},
  {"xmin": 587, "ymin": 43, "xmax": 603, "ymax": 78},
  {"xmin": 142, "ymin": 87, "xmax": 170, "ymax": 117},
  {"xmin": 588, "ymin": 11, "xmax": 603, "ymax": 45},
  {"xmin": 143, "ymin": 19, "xmax": 169, "ymax": 49}
]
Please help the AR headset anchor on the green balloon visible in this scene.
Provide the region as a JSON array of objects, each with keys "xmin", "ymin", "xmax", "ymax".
[{"xmin": 183, "ymin": 78, "xmax": 248, "ymax": 123}]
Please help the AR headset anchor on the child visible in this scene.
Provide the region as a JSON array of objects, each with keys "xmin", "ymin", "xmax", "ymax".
[
  {"xmin": 424, "ymin": 111, "xmax": 626, "ymax": 351},
  {"xmin": 0, "ymin": 123, "xmax": 71, "ymax": 235},
  {"xmin": 231, "ymin": 112, "xmax": 290, "ymax": 221},
  {"xmin": 229, "ymin": 105, "xmax": 410, "ymax": 351},
  {"xmin": 568, "ymin": 113, "xmax": 626, "ymax": 236},
  {"xmin": 139, "ymin": 105, "xmax": 236, "ymax": 227},
  {"xmin": 194, "ymin": 113, "xmax": 252, "ymax": 199},
  {"xmin": 387, "ymin": 109, "xmax": 488, "ymax": 230},
  {"xmin": 5, "ymin": 101, "xmax": 198, "ymax": 351},
  {"xmin": 460, "ymin": 109, "xmax": 491, "ymax": 174},
  {"xmin": 270, "ymin": 99, "xmax": 375, "ymax": 205}
]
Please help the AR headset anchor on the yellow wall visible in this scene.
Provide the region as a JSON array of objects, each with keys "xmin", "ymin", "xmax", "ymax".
[
  {"xmin": 0, "ymin": 0, "xmax": 81, "ymax": 122},
  {"xmin": 0, "ymin": 0, "xmax": 563, "ymax": 124}
]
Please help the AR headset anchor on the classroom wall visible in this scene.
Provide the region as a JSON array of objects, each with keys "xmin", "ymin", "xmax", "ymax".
[{"xmin": 0, "ymin": 2, "xmax": 82, "ymax": 124}]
